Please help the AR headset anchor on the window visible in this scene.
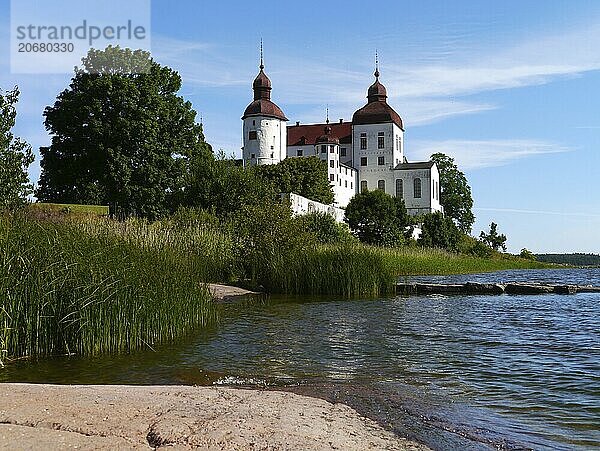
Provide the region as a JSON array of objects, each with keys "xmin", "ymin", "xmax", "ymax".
[
  {"xmin": 378, "ymin": 156, "xmax": 385, "ymax": 166},
  {"xmin": 360, "ymin": 133, "xmax": 367, "ymax": 150},
  {"xmin": 251, "ymin": 153, "xmax": 256, "ymax": 159},
  {"xmin": 360, "ymin": 157, "xmax": 368, "ymax": 166},
  {"xmin": 351, "ymin": 182, "xmax": 353, "ymax": 189},
  {"xmin": 330, "ymin": 145, "xmax": 335, "ymax": 153},
  {"xmin": 378, "ymin": 132, "xmax": 385, "ymax": 149},
  {"xmin": 330, "ymin": 174, "xmax": 335, "ymax": 182},
  {"xmin": 414, "ymin": 178, "xmax": 422, "ymax": 198},
  {"xmin": 297, "ymin": 149, "xmax": 303, "ymax": 157},
  {"xmin": 321, "ymin": 145, "xmax": 327, "ymax": 154},
  {"xmin": 330, "ymin": 160, "xmax": 335, "ymax": 168},
  {"xmin": 396, "ymin": 179, "xmax": 403, "ymax": 198},
  {"xmin": 396, "ymin": 136, "xmax": 399, "ymax": 151},
  {"xmin": 360, "ymin": 180, "xmax": 368, "ymax": 192},
  {"xmin": 378, "ymin": 180, "xmax": 385, "ymax": 191},
  {"xmin": 249, "ymin": 131, "xmax": 257, "ymax": 140},
  {"xmin": 252, "ymin": 120, "xmax": 256, "ymax": 126},
  {"xmin": 345, "ymin": 180, "xmax": 348, "ymax": 188},
  {"xmin": 340, "ymin": 147, "xmax": 347, "ymax": 157}
]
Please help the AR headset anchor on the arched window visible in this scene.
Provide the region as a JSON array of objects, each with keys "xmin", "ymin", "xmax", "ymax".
[
  {"xmin": 378, "ymin": 180, "xmax": 385, "ymax": 191},
  {"xmin": 396, "ymin": 179, "xmax": 403, "ymax": 198},
  {"xmin": 414, "ymin": 178, "xmax": 422, "ymax": 198}
]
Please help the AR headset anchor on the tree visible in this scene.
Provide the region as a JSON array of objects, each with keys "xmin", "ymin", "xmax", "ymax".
[
  {"xmin": 36, "ymin": 46, "xmax": 211, "ymax": 220},
  {"xmin": 519, "ymin": 248, "xmax": 536, "ymax": 260},
  {"xmin": 479, "ymin": 222, "xmax": 507, "ymax": 252},
  {"xmin": 257, "ymin": 156, "xmax": 334, "ymax": 205},
  {"xmin": 430, "ymin": 153, "xmax": 475, "ymax": 233},
  {"xmin": 185, "ymin": 152, "xmax": 277, "ymax": 218},
  {"xmin": 345, "ymin": 190, "xmax": 409, "ymax": 247},
  {"xmin": 0, "ymin": 87, "xmax": 34, "ymax": 210},
  {"xmin": 418, "ymin": 211, "xmax": 461, "ymax": 252}
]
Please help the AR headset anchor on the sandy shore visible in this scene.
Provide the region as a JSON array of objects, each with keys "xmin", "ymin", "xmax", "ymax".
[{"xmin": 0, "ymin": 384, "xmax": 429, "ymax": 450}]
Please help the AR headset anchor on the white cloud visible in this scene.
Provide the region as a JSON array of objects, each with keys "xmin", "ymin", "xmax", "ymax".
[
  {"xmin": 475, "ymin": 207, "xmax": 600, "ymax": 219},
  {"xmin": 410, "ymin": 139, "xmax": 570, "ymax": 170}
]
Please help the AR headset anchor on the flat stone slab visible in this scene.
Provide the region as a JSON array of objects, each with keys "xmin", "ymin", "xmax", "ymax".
[
  {"xmin": 396, "ymin": 281, "xmax": 599, "ymax": 296},
  {"xmin": 0, "ymin": 384, "xmax": 428, "ymax": 451}
]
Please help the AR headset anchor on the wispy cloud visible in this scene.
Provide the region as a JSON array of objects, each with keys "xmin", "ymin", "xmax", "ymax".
[
  {"xmin": 410, "ymin": 139, "xmax": 570, "ymax": 170},
  {"xmin": 475, "ymin": 207, "xmax": 600, "ymax": 219}
]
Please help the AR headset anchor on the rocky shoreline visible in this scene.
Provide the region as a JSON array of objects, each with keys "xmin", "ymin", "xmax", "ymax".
[
  {"xmin": 397, "ymin": 281, "xmax": 600, "ymax": 296},
  {"xmin": 0, "ymin": 383, "xmax": 429, "ymax": 450}
]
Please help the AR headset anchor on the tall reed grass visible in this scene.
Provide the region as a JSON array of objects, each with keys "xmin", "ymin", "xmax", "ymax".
[
  {"xmin": 262, "ymin": 243, "xmax": 550, "ymax": 297},
  {"xmin": 0, "ymin": 214, "xmax": 217, "ymax": 363}
]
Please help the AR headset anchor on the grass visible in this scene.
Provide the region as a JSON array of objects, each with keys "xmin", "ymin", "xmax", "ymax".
[
  {"xmin": 260, "ymin": 243, "xmax": 551, "ymax": 297},
  {"xmin": 0, "ymin": 214, "xmax": 218, "ymax": 364},
  {"xmin": 30, "ymin": 203, "xmax": 109, "ymax": 216}
]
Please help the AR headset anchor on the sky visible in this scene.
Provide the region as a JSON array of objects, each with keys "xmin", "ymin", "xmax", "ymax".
[{"xmin": 1, "ymin": 0, "xmax": 599, "ymax": 253}]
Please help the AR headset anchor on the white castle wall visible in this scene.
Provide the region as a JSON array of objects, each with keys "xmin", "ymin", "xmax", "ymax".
[
  {"xmin": 353, "ymin": 122, "xmax": 404, "ymax": 196},
  {"xmin": 284, "ymin": 193, "xmax": 346, "ymax": 223},
  {"xmin": 243, "ymin": 115, "xmax": 287, "ymax": 166}
]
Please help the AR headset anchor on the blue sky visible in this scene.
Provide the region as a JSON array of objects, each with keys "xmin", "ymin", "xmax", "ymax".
[{"xmin": 1, "ymin": 0, "xmax": 599, "ymax": 253}]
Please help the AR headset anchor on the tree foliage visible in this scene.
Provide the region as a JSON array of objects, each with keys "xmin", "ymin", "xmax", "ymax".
[
  {"xmin": 294, "ymin": 212, "xmax": 355, "ymax": 245},
  {"xmin": 345, "ymin": 190, "xmax": 409, "ymax": 247},
  {"xmin": 430, "ymin": 153, "xmax": 475, "ymax": 233},
  {"xmin": 257, "ymin": 156, "xmax": 334, "ymax": 205},
  {"xmin": 0, "ymin": 87, "xmax": 34, "ymax": 210},
  {"xmin": 479, "ymin": 222, "xmax": 507, "ymax": 252},
  {"xmin": 185, "ymin": 152, "xmax": 277, "ymax": 218},
  {"xmin": 36, "ymin": 46, "xmax": 211, "ymax": 220},
  {"xmin": 418, "ymin": 211, "xmax": 461, "ymax": 252}
]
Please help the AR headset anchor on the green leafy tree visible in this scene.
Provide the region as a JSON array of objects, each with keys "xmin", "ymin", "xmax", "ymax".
[
  {"xmin": 257, "ymin": 156, "xmax": 334, "ymax": 205},
  {"xmin": 479, "ymin": 222, "xmax": 507, "ymax": 252},
  {"xmin": 431, "ymin": 153, "xmax": 475, "ymax": 233},
  {"xmin": 36, "ymin": 46, "xmax": 211, "ymax": 219},
  {"xmin": 519, "ymin": 248, "xmax": 536, "ymax": 260},
  {"xmin": 0, "ymin": 87, "xmax": 34, "ymax": 210},
  {"xmin": 345, "ymin": 190, "xmax": 409, "ymax": 247},
  {"xmin": 418, "ymin": 211, "xmax": 461, "ymax": 252},
  {"xmin": 294, "ymin": 212, "xmax": 355, "ymax": 244},
  {"xmin": 184, "ymin": 149, "xmax": 278, "ymax": 217}
]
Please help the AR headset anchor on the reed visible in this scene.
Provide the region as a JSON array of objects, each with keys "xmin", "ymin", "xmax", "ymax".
[
  {"xmin": 262, "ymin": 243, "xmax": 550, "ymax": 297},
  {"xmin": 0, "ymin": 214, "xmax": 218, "ymax": 363}
]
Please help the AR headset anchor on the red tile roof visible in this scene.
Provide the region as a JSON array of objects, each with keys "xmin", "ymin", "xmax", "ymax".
[{"xmin": 287, "ymin": 122, "xmax": 352, "ymax": 146}]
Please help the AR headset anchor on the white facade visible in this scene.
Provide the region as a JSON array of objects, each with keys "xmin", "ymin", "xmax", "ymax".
[
  {"xmin": 352, "ymin": 122, "xmax": 404, "ymax": 196},
  {"xmin": 395, "ymin": 164, "xmax": 442, "ymax": 216},
  {"xmin": 242, "ymin": 115, "xmax": 287, "ymax": 166}
]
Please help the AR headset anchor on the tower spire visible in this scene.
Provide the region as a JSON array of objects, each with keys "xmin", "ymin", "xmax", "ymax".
[
  {"xmin": 374, "ymin": 50, "xmax": 380, "ymax": 79},
  {"xmin": 260, "ymin": 39, "xmax": 264, "ymax": 70}
]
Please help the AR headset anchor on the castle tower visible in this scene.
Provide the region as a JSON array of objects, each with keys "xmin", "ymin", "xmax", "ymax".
[
  {"xmin": 352, "ymin": 54, "xmax": 404, "ymax": 195},
  {"xmin": 242, "ymin": 43, "xmax": 288, "ymax": 166}
]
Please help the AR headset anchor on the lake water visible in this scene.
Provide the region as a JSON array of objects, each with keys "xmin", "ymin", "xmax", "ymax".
[{"xmin": 2, "ymin": 269, "xmax": 599, "ymax": 450}]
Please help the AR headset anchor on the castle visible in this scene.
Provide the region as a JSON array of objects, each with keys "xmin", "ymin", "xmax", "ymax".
[{"xmin": 241, "ymin": 51, "xmax": 443, "ymax": 216}]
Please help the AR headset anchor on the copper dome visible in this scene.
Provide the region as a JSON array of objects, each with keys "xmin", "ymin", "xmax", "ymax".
[{"xmin": 352, "ymin": 69, "xmax": 403, "ymax": 129}]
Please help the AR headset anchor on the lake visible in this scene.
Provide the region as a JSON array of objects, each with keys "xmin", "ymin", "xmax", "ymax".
[{"xmin": 2, "ymin": 268, "xmax": 599, "ymax": 450}]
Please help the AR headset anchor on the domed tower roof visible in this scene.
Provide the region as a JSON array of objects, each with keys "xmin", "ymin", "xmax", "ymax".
[
  {"xmin": 242, "ymin": 43, "xmax": 288, "ymax": 121},
  {"xmin": 316, "ymin": 122, "xmax": 340, "ymax": 144},
  {"xmin": 352, "ymin": 56, "xmax": 403, "ymax": 129}
]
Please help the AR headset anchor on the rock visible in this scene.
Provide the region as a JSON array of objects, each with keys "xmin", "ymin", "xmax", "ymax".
[
  {"xmin": 464, "ymin": 282, "xmax": 505, "ymax": 295},
  {"xmin": 504, "ymin": 283, "xmax": 554, "ymax": 295},
  {"xmin": 415, "ymin": 283, "xmax": 466, "ymax": 294},
  {"xmin": 576, "ymin": 286, "xmax": 600, "ymax": 293},
  {"xmin": 553, "ymin": 285, "xmax": 578, "ymax": 294}
]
